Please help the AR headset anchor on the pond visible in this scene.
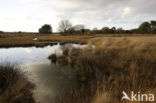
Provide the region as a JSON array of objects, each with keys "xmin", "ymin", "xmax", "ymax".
[
  {"xmin": 0, "ymin": 43, "xmax": 87, "ymax": 64},
  {"xmin": 0, "ymin": 43, "xmax": 88, "ymax": 103}
]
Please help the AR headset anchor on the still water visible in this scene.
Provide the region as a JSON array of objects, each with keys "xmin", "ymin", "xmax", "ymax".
[
  {"xmin": 0, "ymin": 43, "xmax": 87, "ymax": 64},
  {"xmin": 0, "ymin": 43, "xmax": 87, "ymax": 103}
]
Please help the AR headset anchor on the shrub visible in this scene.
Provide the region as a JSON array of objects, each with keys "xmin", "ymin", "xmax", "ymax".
[
  {"xmin": 39, "ymin": 24, "xmax": 52, "ymax": 34},
  {"xmin": 48, "ymin": 54, "xmax": 57, "ymax": 64},
  {"xmin": 0, "ymin": 31, "xmax": 4, "ymax": 34},
  {"xmin": 0, "ymin": 62, "xmax": 35, "ymax": 103}
]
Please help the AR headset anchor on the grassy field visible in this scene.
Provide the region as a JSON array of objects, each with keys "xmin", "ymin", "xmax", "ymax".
[
  {"xmin": 0, "ymin": 33, "xmax": 156, "ymax": 47},
  {"xmin": 0, "ymin": 33, "xmax": 89, "ymax": 47}
]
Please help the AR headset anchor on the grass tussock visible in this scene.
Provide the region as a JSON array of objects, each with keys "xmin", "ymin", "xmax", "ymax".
[
  {"xmin": 57, "ymin": 37, "xmax": 156, "ymax": 103},
  {"xmin": 58, "ymin": 55, "xmax": 69, "ymax": 65},
  {"xmin": 69, "ymin": 48, "xmax": 82, "ymax": 65},
  {"xmin": 48, "ymin": 54, "xmax": 57, "ymax": 63},
  {"xmin": 63, "ymin": 47, "xmax": 69, "ymax": 56},
  {"xmin": 0, "ymin": 62, "xmax": 35, "ymax": 103}
]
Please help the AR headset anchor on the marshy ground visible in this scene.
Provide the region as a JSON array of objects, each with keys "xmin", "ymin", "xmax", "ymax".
[
  {"xmin": 0, "ymin": 34, "xmax": 156, "ymax": 103},
  {"xmin": 0, "ymin": 33, "xmax": 155, "ymax": 47},
  {"xmin": 48, "ymin": 34, "xmax": 156, "ymax": 103}
]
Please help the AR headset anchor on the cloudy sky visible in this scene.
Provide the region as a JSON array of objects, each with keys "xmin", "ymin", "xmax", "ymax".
[{"xmin": 0, "ymin": 0, "xmax": 156, "ymax": 32}]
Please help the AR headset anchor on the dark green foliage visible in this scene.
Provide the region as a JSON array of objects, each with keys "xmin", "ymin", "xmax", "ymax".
[
  {"xmin": 0, "ymin": 31, "xmax": 3, "ymax": 34},
  {"xmin": 151, "ymin": 28, "xmax": 156, "ymax": 34},
  {"xmin": 81, "ymin": 29, "xmax": 85, "ymax": 34},
  {"xmin": 39, "ymin": 24, "xmax": 52, "ymax": 34},
  {"xmin": 66, "ymin": 27, "xmax": 75, "ymax": 35},
  {"xmin": 137, "ymin": 20, "xmax": 156, "ymax": 34},
  {"xmin": 138, "ymin": 22, "xmax": 151, "ymax": 34},
  {"xmin": 57, "ymin": 20, "xmax": 156, "ymax": 35},
  {"xmin": 115, "ymin": 28, "xmax": 125, "ymax": 34},
  {"xmin": 91, "ymin": 20, "xmax": 156, "ymax": 34},
  {"xmin": 101, "ymin": 27, "xmax": 111, "ymax": 34},
  {"xmin": 18, "ymin": 31, "xmax": 22, "ymax": 34},
  {"xmin": 150, "ymin": 21, "xmax": 156, "ymax": 34},
  {"xmin": 151, "ymin": 21, "xmax": 156, "ymax": 27},
  {"xmin": 111, "ymin": 27, "xmax": 116, "ymax": 34}
]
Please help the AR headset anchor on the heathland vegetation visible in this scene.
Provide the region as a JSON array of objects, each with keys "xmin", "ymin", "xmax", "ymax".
[
  {"xmin": 48, "ymin": 36, "xmax": 156, "ymax": 103},
  {"xmin": 0, "ymin": 62, "xmax": 35, "ymax": 103},
  {"xmin": 0, "ymin": 35, "xmax": 156, "ymax": 103},
  {"xmin": 0, "ymin": 20, "xmax": 156, "ymax": 48},
  {"xmin": 0, "ymin": 19, "xmax": 156, "ymax": 103}
]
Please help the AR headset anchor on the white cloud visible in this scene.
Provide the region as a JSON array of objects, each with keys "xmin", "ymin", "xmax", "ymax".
[
  {"xmin": 0, "ymin": 0, "xmax": 156, "ymax": 31},
  {"xmin": 107, "ymin": 18, "xmax": 112, "ymax": 23},
  {"xmin": 122, "ymin": 7, "xmax": 131, "ymax": 19}
]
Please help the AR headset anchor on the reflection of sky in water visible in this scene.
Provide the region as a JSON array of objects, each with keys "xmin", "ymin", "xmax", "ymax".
[
  {"xmin": 0, "ymin": 43, "xmax": 88, "ymax": 103},
  {"xmin": 0, "ymin": 43, "xmax": 87, "ymax": 64},
  {"xmin": 23, "ymin": 62, "xmax": 77, "ymax": 103}
]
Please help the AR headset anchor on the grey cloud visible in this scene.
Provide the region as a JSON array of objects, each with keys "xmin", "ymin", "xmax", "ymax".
[
  {"xmin": 53, "ymin": 0, "xmax": 125, "ymax": 22},
  {"xmin": 22, "ymin": 0, "xmax": 156, "ymax": 19},
  {"xmin": 5, "ymin": 0, "xmax": 156, "ymax": 31}
]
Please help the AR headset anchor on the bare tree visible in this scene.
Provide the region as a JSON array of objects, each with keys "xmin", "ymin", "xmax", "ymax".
[
  {"xmin": 58, "ymin": 20, "xmax": 72, "ymax": 34},
  {"xmin": 74, "ymin": 24, "xmax": 85, "ymax": 34},
  {"xmin": 74, "ymin": 24, "xmax": 85, "ymax": 31}
]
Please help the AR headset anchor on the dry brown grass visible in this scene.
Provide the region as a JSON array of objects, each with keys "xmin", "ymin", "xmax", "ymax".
[
  {"xmin": 91, "ymin": 37, "xmax": 156, "ymax": 103},
  {"xmin": 56, "ymin": 36, "xmax": 156, "ymax": 103},
  {"xmin": 57, "ymin": 55, "xmax": 69, "ymax": 65},
  {"xmin": 48, "ymin": 54, "xmax": 57, "ymax": 63},
  {"xmin": 1, "ymin": 33, "xmax": 156, "ymax": 103},
  {"xmin": 0, "ymin": 34, "xmax": 91, "ymax": 47},
  {"xmin": 0, "ymin": 62, "xmax": 36, "ymax": 103},
  {"xmin": 69, "ymin": 48, "xmax": 83, "ymax": 65},
  {"xmin": 0, "ymin": 33, "xmax": 155, "ymax": 48}
]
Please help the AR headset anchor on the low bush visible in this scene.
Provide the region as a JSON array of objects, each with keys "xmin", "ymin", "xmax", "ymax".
[{"xmin": 0, "ymin": 62, "xmax": 35, "ymax": 103}]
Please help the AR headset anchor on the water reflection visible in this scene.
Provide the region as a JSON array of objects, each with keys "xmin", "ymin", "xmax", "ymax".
[
  {"xmin": 0, "ymin": 43, "xmax": 87, "ymax": 103},
  {"xmin": 24, "ymin": 62, "xmax": 77, "ymax": 103},
  {"xmin": 0, "ymin": 43, "xmax": 87, "ymax": 64}
]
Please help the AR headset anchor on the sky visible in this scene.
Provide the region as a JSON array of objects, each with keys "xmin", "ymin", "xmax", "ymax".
[{"xmin": 0, "ymin": 0, "xmax": 156, "ymax": 32}]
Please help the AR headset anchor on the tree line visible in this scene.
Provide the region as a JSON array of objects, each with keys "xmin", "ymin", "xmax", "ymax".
[
  {"xmin": 39, "ymin": 20, "xmax": 156, "ymax": 35},
  {"xmin": 39, "ymin": 20, "xmax": 86, "ymax": 35},
  {"xmin": 1, "ymin": 20, "xmax": 156, "ymax": 35}
]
